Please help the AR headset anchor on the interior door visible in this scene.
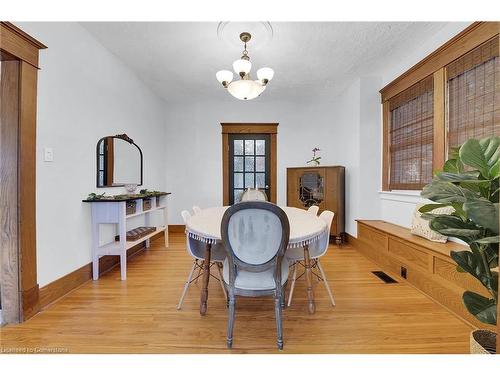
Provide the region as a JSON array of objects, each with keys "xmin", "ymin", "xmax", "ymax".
[{"xmin": 228, "ymin": 134, "xmax": 271, "ymax": 204}]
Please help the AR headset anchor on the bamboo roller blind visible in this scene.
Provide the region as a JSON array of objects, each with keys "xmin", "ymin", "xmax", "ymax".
[
  {"xmin": 446, "ymin": 37, "xmax": 500, "ymax": 153},
  {"xmin": 389, "ymin": 76, "xmax": 434, "ymax": 190}
]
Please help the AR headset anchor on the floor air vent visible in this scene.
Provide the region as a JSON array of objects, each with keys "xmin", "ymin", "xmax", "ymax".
[{"xmin": 372, "ymin": 271, "xmax": 398, "ymax": 284}]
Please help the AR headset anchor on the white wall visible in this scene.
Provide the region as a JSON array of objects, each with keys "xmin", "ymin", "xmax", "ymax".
[{"xmin": 16, "ymin": 22, "xmax": 167, "ymax": 287}]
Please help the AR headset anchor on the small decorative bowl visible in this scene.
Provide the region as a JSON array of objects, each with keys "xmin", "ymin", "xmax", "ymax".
[{"xmin": 124, "ymin": 184, "xmax": 138, "ymax": 193}]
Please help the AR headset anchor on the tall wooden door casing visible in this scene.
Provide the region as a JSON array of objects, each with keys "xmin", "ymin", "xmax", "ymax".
[
  {"xmin": 0, "ymin": 22, "xmax": 46, "ymax": 323},
  {"xmin": 286, "ymin": 166, "xmax": 345, "ymax": 242}
]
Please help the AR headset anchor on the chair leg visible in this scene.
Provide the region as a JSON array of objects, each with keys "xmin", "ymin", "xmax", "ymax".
[
  {"xmin": 275, "ymin": 291, "xmax": 284, "ymax": 350},
  {"xmin": 287, "ymin": 262, "xmax": 298, "ymax": 307},
  {"xmin": 317, "ymin": 259, "xmax": 336, "ymax": 306},
  {"xmin": 194, "ymin": 260, "xmax": 203, "ymax": 284},
  {"xmin": 281, "ymin": 286, "xmax": 286, "ymax": 309},
  {"xmin": 227, "ymin": 292, "xmax": 236, "ymax": 349},
  {"xmin": 216, "ymin": 262, "xmax": 228, "ymax": 302},
  {"xmin": 177, "ymin": 261, "xmax": 197, "ymax": 310}
]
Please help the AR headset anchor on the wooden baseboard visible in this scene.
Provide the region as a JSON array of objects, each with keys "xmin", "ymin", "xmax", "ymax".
[
  {"xmin": 168, "ymin": 224, "xmax": 185, "ymax": 233},
  {"xmin": 346, "ymin": 233, "xmax": 360, "ymax": 248},
  {"xmin": 38, "ymin": 233, "xmax": 164, "ymax": 310},
  {"xmin": 21, "ymin": 285, "xmax": 40, "ymax": 321}
]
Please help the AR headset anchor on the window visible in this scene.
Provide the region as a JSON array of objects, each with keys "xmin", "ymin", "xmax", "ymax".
[
  {"xmin": 446, "ymin": 37, "xmax": 500, "ymax": 153},
  {"xmin": 381, "ymin": 22, "xmax": 499, "ymax": 191},
  {"xmin": 388, "ymin": 77, "xmax": 434, "ymax": 189}
]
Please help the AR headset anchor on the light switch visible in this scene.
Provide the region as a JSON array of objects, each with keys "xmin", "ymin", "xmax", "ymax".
[{"xmin": 44, "ymin": 147, "xmax": 54, "ymax": 162}]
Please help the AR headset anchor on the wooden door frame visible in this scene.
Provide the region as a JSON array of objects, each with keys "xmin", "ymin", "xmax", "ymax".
[
  {"xmin": 221, "ymin": 123, "xmax": 278, "ymax": 205},
  {"xmin": 0, "ymin": 22, "xmax": 46, "ymax": 323}
]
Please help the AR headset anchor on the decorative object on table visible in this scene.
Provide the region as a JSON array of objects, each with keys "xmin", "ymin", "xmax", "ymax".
[
  {"xmin": 240, "ymin": 188, "xmax": 268, "ymax": 201},
  {"xmin": 86, "ymin": 192, "xmax": 107, "ymax": 201},
  {"xmin": 115, "ymin": 226, "xmax": 156, "ymax": 242},
  {"xmin": 420, "ymin": 136, "xmax": 499, "ymax": 354},
  {"xmin": 411, "ymin": 203, "xmax": 454, "ymax": 243},
  {"xmin": 124, "ymin": 183, "xmax": 138, "ymax": 193},
  {"xmin": 287, "ymin": 210, "xmax": 336, "ymax": 308},
  {"xmin": 221, "ymin": 201, "xmax": 290, "ymax": 349},
  {"xmin": 126, "ymin": 201, "xmax": 137, "ymax": 215},
  {"xmin": 143, "ymin": 198, "xmax": 152, "ymax": 211},
  {"xmin": 216, "ymin": 30, "xmax": 274, "ymax": 100},
  {"xmin": 306, "ymin": 147, "xmax": 321, "ymax": 166},
  {"xmin": 96, "ymin": 134, "xmax": 143, "ymax": 188},
  {"xmin": 287, "ymin": 166, "xmax": 345, "ymax": 244},
  {"xmin": 177, "ymin": 210, "xmax": 227, "ymax": 310}
]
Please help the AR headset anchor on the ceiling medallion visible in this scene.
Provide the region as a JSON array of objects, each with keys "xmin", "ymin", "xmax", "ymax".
[{"xmin": 216, "ymin": 32, "xmax": 274, "ymax": 101}]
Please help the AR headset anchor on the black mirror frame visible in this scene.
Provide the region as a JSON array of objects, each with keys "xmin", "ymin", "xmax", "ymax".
[{"xmin": 96, "ymin": 133, "xmax": 143, "ymax": 188}]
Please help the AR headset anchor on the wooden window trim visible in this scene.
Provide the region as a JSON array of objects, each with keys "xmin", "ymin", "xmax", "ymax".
[
  {"xmin": 381, "ymin": 22, "xmax": 499, "ymax": 192},
  {"xmin": 0, "ymin": 22, "xmax": 46, "ymax": 323},
  {"xmin": 221, "ymin": 123, "xmax": 278, "ymax": 205}
]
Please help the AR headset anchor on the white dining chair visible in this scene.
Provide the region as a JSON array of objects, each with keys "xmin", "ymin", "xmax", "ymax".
[
  {"xmin": 221, "ymin": 201, "xmax": 290, "ymax": 350},
  {"xmin": 192, "ymin": 206, "xmax": 202, "ymax": 215},
  {"xmin": 286, "ymin": 210, "xmax": 336, "ymax": 307},
  {"xmin": 240, "ymin": 188, "xmax": 268, "ymax": 202},
  {"xmin": 307, "ymin": 205, "xmax": 319, "ymax": 216},
  {"xmin": 177, "ymin": 210, "xmax": 227, "ymax": 310}
]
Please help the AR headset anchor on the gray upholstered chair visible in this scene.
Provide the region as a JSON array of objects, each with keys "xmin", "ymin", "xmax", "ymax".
[
  {"xmin": 221, "ymin": 201, "xmax": 290, "ymax": 350},
  {"xmin": 286, "ymin": 210, "xmax": 336, "ymax": 307},
  {"xmin": 307, "ymin": 205, "xmax": 319, "ymax": 216},
  {"xmin": 240, "ymin": 188, "xmax": 268, "ymax": 202},
  {"xmin": 177, "ymin": 210, "xmax": 227, "ymax": 310}
]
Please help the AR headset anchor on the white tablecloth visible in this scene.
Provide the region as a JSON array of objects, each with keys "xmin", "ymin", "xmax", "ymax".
[{"xmin": 185, "ymin": 206, "xmax": 327, "ymax": 248}]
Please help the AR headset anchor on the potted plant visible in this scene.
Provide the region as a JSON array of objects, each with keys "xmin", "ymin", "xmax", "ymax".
[
  {"xmin": 419, "ymin": 136, "xmax": 498, "ymax": 354},
  {"xmin": 306, "ymin": 147, "xmax": 321, "ymax": 166}
]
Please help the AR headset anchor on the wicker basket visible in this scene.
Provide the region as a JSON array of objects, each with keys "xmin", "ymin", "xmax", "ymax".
[
  {"xmin": 470, "ymin": 330, "xmax": 496, "ymax": 354},
  {"xmin": 143, "ymin": 198, "xmax": 152, "ymax": 211},
  {"xmin": 126, "ymin": 201, "xmax": 137, "ymax": 215}
]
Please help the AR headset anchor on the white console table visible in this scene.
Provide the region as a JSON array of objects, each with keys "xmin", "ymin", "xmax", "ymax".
[{"xmin": 84, "ymin": 193, "xmax": 170, "ymax": 280}]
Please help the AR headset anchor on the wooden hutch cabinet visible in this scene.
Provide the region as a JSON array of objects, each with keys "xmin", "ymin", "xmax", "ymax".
[{"xmin": 287, "ymin": 166, "xmax": 345, "ymax": 243}]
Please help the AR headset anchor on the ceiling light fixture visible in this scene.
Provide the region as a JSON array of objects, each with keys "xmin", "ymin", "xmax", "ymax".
[{"xmin": 216, "ymin": 32, "xmax": 274, "ymax": 100}]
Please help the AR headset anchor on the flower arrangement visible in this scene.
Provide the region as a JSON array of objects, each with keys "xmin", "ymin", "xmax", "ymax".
[{"xmin": 306, "ymin": 147, "xmax": 321, "ymax": 166}]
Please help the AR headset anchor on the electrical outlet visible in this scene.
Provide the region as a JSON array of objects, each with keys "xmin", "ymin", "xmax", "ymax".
[
  {"xmin": 44, "ymin": 147, "xmax": 54, "ymax": 162},
  {"xmin": 401, "ymin": 266, "xmax": 407, "ymax": 279}
]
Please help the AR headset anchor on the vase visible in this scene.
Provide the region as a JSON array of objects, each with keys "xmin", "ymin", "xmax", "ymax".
[
  {"xmin": 470, "ymin": 329, "xmax": 496, "ymax": 354},
  {"xmin": 307, "ymin": 161, "xmax": 320, "ymax": 167}
]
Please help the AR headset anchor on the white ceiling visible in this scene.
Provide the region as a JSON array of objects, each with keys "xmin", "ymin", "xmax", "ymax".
[{"xmin": 81, "ymin": 22, "xmax": 451, "ymax": 103}]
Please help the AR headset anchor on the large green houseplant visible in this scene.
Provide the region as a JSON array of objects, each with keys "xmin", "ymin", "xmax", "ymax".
[{"xmin": 419, "ymin": 136, "xmax": 499, "ymax": 353}]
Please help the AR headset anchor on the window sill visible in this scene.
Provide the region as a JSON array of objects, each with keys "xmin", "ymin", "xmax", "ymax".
[{"xmin": 379, "ymin": 190, "xmax": 427, "ymax": 204}]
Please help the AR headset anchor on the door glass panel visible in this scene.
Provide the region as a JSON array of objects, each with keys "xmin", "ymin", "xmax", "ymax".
[
  {"xmin": 234, "ymin": 156, "xmax": 243, "ymax": 172},
  {"xmin": 256, "ymin": 173, "xmax": 266, "ymax": 188},
  {"xmin": 244, "ymin": 140, "xmax": 255, "ymax": 155},
  {"xmin": 234, "ymin": 140, "xmax": 243, "ymax": 155},
  {"xmin": 234, "ymin": 189, "xmax": 244, "ymax": 203},
  {"xmin": 244, "ymin": 156, "xmax": 255, "ymax": 171},
  {"xmin": 256, "ymin": 140, "xmax": 265, "ymax": 155},
  {"xmin": 245, "ymin": 173, "xmax": 254, "ymax": 188},
  {"xmin": 256, "ymin": 156, "xmax": 265, "ymax": 172},
  {"xmin": 234, "ymin": 173, "xmax": 243, "ymax": 188},
  {"xmin": 299, "ymin": 172, "xmax": 324, "ymax": 207},
  {"xmin": 228, "ymin": 133, "xmax": 271, "ymax": 205}
]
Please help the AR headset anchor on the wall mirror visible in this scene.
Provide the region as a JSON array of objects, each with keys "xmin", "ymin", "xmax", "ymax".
[{"xmin": 96, "ymin": 134, "xmax": 143, "ymax": 187}]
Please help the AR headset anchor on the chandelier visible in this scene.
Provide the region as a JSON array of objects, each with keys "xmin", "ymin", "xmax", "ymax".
[{"xmin": 216, "ymin": 32, "xmax": 274, "ymax": 100}]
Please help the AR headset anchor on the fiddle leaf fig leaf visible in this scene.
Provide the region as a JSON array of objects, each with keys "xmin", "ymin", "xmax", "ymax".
[
  {"xmin": 429, "ymin": 216, "xmax": 481, "ymax": 242},
  {"xmin": 463, "ymin": 199, "xmax": 499, "ymax": 234},
  {"xmin": 459, "ymin": 137, "xmax": 500, "ymax": 178},
  {"xmin": 421, "ymin": 181, "xmax": 477, "ymax": 204},
  {"xmin": 462, "ymin": 291, "xmax": 497, "ymax": 326},
  {"xmin": 418, "ymin": 203, "xmax": 451, "ymax": 213}
]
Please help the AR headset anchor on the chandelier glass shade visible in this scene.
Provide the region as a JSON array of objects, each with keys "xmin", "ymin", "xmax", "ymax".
[{"xmin": 216, "ymin": 32, "xmax": 273, "ymax": 100}]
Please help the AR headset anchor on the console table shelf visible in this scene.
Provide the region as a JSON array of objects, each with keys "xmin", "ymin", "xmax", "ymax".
[{"xmin": 84, "ymin": 193, "xmax": 171, "ymax": 280}]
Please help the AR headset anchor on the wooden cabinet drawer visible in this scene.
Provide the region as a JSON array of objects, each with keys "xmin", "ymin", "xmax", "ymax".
[
  {"xmin": 434, "ymin": 257, "xmax": 489, "ymax": 296},
  {"xmin": 358, "ymin": 225, "xmax": 387, "ymax": 251},
  {"xmin": 388, "ymin": 238, "xmax": 429, "ymax": 271}
]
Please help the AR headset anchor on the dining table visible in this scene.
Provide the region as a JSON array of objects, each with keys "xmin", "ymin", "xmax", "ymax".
[{"xmin": 185, "ymin": 206, "xmax": 328, "ymax": 315}]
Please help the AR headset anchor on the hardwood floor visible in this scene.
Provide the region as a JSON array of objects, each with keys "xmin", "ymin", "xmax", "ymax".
[{"xmin": 0, "ymin": 233, "xmax": 472, "ymax": 353}]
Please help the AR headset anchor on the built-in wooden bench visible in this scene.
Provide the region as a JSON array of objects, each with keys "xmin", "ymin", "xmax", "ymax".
[{"xmin": 356, "ymin": 220, "xmax": 490, "ymax": 329}]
